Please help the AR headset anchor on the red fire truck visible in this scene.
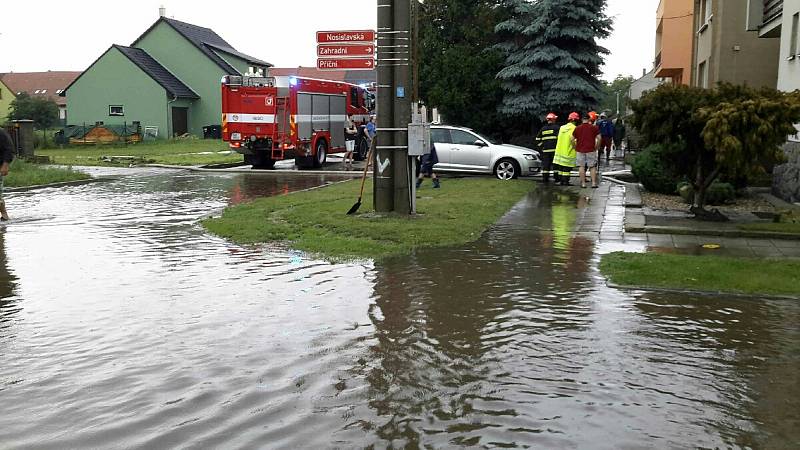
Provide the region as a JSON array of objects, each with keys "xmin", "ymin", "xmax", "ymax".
[{"xmin": 221, "ymin": 75, "xmax": 374, "ymax": 169}]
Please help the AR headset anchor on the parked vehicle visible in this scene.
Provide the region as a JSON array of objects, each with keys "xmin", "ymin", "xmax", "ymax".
[
  {"xmin": 431, "ymin": 125, "xmax": 542, "ymax": 180},
  {"xmin": 221, "ymin": 75, "xmax": 374, "ymax": 169}
]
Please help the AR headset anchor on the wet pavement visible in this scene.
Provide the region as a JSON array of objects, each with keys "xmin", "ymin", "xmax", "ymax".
[{"xmin": 0, "ymin": 168, "xmax": 798, "ymax": 448}]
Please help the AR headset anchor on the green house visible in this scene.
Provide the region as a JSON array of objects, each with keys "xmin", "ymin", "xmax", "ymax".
[
  {"xmin": 64, "ymin": 17, "xmax": 270, "ymax": 138},
  {"xmin": 0, "ymin": 78, "xmax": 15, "ymax": 123}
]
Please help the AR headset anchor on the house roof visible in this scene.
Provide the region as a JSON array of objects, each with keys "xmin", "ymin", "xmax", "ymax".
[
  {"xmin": 113, "ymin": 46, "xmax": 199, "ymax": 99},
  {"xmin": 132, "ymin": 18, "xmax": 271, "ymax": 75},
  {"xmin": 0, "ymin": 71, "xmax": 81, "ymax": 107},
  {"xmin": 62, "ymin": 46, "xmax": 199, "ymax": 99},
  {"xmin": 269, "ymin": 67, "xmax": 376, "ymax": 84}
]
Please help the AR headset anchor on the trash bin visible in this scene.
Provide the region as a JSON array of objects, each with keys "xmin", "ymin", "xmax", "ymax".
[{"xmin": 203, "ymin": 125, "xmax": 222, "ymax": 139}]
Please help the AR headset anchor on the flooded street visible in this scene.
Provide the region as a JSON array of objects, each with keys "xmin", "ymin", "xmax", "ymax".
[{"xmin": 1, "ymin": 169, "xmax": 798, "ymax": 449}]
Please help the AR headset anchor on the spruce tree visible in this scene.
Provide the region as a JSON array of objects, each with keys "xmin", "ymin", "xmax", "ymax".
[{"xmin": 495, "ymin": 0, "xmax": 613, "ymax": 118}]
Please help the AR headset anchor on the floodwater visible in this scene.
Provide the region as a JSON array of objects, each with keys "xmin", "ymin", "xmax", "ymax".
[{"xmin": 0, "ymin": 169, "xmax": 798, "ymax": 449}]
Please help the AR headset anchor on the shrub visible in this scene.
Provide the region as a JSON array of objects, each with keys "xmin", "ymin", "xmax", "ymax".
[
  {"xmin": 678, "ymin": 181, "xmax": 735, "ymax": 205},
  {"xmin": 631, "ymin": 144, "xmax": 681, "ymax": 194}
]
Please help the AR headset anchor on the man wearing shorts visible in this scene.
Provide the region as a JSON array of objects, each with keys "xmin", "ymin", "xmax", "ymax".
[
  {"xmin": 0, "ymin": 128, "xmax": 14, "ymax": 220},
  {"xmin": 572, "ymin": 114, "xmax": 600, "ymax": 189}
]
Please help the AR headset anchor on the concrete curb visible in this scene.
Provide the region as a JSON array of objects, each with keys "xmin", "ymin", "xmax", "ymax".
[
  {"xmin": 625, "ymin": 224, "xmax": 800, "ymax": 240},
  {"xmin": 145, "ymin": 164, "xmax": 370, "ymax": 177},
  {"xmin": 6, "ymin": 177, "xmax": 111, "ymax": 193},
  {"xmin": 606, "ymin": 282, "xmax": 800, "ymax": 301}
]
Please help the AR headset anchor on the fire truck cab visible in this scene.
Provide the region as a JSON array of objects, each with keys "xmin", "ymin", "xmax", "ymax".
[{"xmin": 221, "ymin": 75, "xmax": 374, "ymax": 169}]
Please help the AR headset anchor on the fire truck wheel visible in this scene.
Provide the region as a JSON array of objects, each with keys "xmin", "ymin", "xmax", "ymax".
[
  {"xmin": 245, "ymin": 153, "xmax": 276, "ymax": 170},
  {"xmin": 313, "ymin": 140, "xmax": 328, "ymax": 168},
  {"xmin": 354, "ymin": 139, "xmax": 368, "ymax": 161}
]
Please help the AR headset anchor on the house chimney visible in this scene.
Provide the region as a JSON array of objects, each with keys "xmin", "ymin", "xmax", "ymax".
[
  {"xmin": 159, "ymin": 5, "xmax": 166, "ymax": 17},
  {"xmin": 643, "ymin": 68, "xmax": 646, "ymax": 77}
]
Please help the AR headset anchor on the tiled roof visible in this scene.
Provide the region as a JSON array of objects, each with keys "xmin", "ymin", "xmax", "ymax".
[
  {"xmin": 133, "ymin": 18, "xmax": 271, "ymax": 75},
  {"xmin": 114, "ymin": 46, "xmax": 199, "ymax": 99},
  {"xmin": 0, "ymin": 71, "xmax": 81, "ymax": 106}
]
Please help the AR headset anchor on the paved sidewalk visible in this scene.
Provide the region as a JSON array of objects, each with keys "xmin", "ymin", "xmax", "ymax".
[{"xmin": 559, "ymin": 179, "xmax": 800, "ymax": 258}]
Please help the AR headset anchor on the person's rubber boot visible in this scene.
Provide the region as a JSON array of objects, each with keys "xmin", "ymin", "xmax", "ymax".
[
  {"xmin": 416, "ymin": 178, "xmax": 422, "ymax": 189},
  {"xmin": 0, "ymin": 200, "xmax": 8, "ymax": 222},
  {"xmin": 433, "ymin": 178, "xmax": 440, "ymax": 189}
]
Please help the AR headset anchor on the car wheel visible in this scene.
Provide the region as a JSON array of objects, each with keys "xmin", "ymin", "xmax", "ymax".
[
  {"xmin": 246, "ymin": 152, "xmax": 276, "ymax": 170},
  {"xmin": 494, "ymin": 158, "xmax": 520, "ymax": 180},
  {"xmin": 354, "ymin": 139, "xmax": 368, "ymax": 161},
  {"xmin": 313, "ymin": 140, "xmax": 327, "ymax": 168}
]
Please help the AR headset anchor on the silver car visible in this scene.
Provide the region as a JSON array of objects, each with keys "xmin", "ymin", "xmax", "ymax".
[{"xmin": 431, "ymin": 125, "xmax": 542, "ymax": 180}]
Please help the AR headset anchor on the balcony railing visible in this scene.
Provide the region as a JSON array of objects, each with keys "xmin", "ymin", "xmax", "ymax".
[{"xmin": 764, "ymin": 0, "xmax": 784, "ymax": 24}]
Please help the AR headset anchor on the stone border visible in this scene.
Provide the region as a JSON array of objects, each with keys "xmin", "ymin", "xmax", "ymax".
[
  {"xmin": 622, "ymin": 183, "xmax": 800, "ymax": 240},
  {"xmin": 6, "ymin": 177, "xmax": 110, "ymax": 193},
  {"xmin": 607, "ymin": 282, "xmax": 800, "ymax": 301}
]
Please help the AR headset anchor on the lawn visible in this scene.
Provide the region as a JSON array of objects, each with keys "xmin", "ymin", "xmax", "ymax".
[
  {"xmin": 600, "ymin": 252, "xmax": 800, "ymax": 297},
  {"xmin": 5, "ymin": 159, "xmax": 91, "ymax": 188},
  {"xmin": 37, "ymin": 139, "xmax": 243, "ymax": 167},
  {"xmin": 738, "ymin": 222, "xmax": 800, "ymax": 234},
  {"xmin": 203, "ymin": 178, "xmax": 534, "ymax": 260}
]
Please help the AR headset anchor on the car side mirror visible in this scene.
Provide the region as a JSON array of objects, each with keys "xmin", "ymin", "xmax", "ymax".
[{"xmin": 474, "ymin": 140, "xmax": 487, "ymax": 147}]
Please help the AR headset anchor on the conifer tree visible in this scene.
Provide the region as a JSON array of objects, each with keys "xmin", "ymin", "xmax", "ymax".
[{"xmin": 495, "ymin": 0, "xmax": 613, "ymax": 118}]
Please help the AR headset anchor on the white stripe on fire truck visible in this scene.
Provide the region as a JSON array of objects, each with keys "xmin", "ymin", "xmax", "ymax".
[
  {"xmin": 294, "ymin": 114, "xmax": 372, "ymax": 123},
  {"xmin": 225, "ymin": 114, "xmax": 276, "ymax": 124}
]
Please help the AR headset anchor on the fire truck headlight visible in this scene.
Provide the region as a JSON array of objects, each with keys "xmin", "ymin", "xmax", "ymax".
[
  {"xmin": 289, "ymin": 77, "xmax": 298, "ymax": 87},
  {"xmin": 221, "ymin": 76, "xmax": 228, "ymax": 84},
  {"xmin": 231, "ymin": 132, "xmax": 242, "ymax": 141}
]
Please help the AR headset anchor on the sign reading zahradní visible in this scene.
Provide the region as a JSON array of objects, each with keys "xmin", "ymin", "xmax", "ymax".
[{"xmin": 316, "ymin": 30, "xmax": 375, "ymax": 43}]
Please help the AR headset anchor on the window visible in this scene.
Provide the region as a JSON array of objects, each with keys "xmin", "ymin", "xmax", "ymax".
[
  {"xmin": 34, "ymin": 89, "xmax": 40, "ymax": 94},
  {"xmin": 697, "ymin": 61, "xmax": 708, "ymax": 88},
  {"xmin": 432, "ymin": 128, "xmax": 452, "ymax": 144},
  {"xmin": 450, "ymin": 129, "xmax": 481, "ymax": 146},
  {"xmin": 41, "ymin": 89, "xmax": 47, "ymax": 94},
  {"xmin": 109, "ymin": 105, "xmax": 124, "ymax": 116},
  {"xmin": 350, "ymin": 87, "xmax": 359, "ymax": 108},
  {"xmin": 791, "ymin": 13, "xmax": 799, "ymax": 58},
  {"xmin": 56, "ymin": 89, "xmax": 64, "ymax": 94}
]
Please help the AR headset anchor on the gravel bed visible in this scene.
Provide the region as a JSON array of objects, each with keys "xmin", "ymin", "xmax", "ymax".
[{"xmin": 642, "ymin": 192, "xmax": 778, "ymax": 214}]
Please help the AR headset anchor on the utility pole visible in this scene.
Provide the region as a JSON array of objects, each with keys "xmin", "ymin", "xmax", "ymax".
[
  {"xmin": 615, "ymin": 90, "xmax": 621, "ymax": 117},
  {"xmin": 375, "ymin": 0, "xmax": 414, "ymax": 214}
]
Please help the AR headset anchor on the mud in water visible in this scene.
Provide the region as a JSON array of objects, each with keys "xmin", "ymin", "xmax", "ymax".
[{"xmin": 0, "ymin": 171, "xmax": 797, "ymax": 449}]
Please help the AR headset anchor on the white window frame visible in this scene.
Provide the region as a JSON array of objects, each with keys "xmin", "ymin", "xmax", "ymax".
[
  {"xmin": 791, "ymin": 13, "xmax": 800, "ymax": 60},
  {"xmin": 109, "ymin": 105, "xmax": 125, "ymax": 116}
]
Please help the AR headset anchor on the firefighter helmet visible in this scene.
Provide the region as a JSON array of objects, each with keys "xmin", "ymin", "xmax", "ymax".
[
  {"xmin": 589, "ymin": 111, "xmax": 598, "ymax": 122},
  {"xmin": 546, "ymin": 113, "xmax": 558, "ymax": 121},
  {"xmin": 568, "ymin": 112, "xmax": 580, "ymax": 121}
]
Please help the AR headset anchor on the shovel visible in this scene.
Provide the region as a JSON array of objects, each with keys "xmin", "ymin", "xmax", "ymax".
[{"xmin": 347, "ymin": 137, "xmax": 377, "ymax": 215}]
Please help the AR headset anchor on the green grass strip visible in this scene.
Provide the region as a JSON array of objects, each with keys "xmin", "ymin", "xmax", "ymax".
[
  {"xmin": 5, "ymin": 159, "xmax": 91, "ymax": 188},
  {"xmin": 738, "ymin": 222, "xmax": 800, "ymax": 234},
  {"xmin": 37, "ymin": 139, "xmax": 241, "ymax": 167},
  {"xmin": 203, "ymin": 178, "xmax": 533, "ymax": 260},
  {"xmin": 600, "ymin": 252, "xmax": 800, "ymax": 297}
]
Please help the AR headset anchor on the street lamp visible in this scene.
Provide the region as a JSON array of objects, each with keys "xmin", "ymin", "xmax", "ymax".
[{"xmin": 615, "ymin": 90, "xmax": 621, "ymax": 117}]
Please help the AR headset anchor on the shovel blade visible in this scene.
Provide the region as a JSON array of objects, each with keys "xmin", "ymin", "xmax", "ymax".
[{"xmin": 346, "ymin": 200, "xmax": 362, "ymax": 215}]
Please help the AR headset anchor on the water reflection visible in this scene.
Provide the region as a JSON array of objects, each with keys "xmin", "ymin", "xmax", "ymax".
[{"xmin": 0, "ymin": 231, "xmax": 19, "ymax": 329}]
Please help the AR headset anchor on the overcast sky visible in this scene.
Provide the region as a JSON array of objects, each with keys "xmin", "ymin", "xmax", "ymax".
[{"xmin": 0, "ymin": 0, "xmax": 659, "ymax": 82}]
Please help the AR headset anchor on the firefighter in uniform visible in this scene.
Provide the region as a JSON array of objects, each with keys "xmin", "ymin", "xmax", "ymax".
[
  {"xmin": 553, "ymin": 112, "xmax": 581, "ymax": 186},
  {"xmin": 553, "ymin": 112, "xmax": 580, "ymax": 186},
  {"xmin": 535, "ymin": 112, "xmax": 560, "ymax": 183}
]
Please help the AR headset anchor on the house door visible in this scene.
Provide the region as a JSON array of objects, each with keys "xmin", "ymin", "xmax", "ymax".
[{"xmin": 172, "ymin": 107, "xmax": 188, "ymax": 137}]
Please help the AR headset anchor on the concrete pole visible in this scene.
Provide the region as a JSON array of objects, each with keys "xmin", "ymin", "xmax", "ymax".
[{"xmin": 375, "ymin": 0, "xmax": 413, "ymax": 214}]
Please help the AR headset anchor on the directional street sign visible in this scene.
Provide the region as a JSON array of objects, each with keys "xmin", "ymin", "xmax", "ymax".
[
  {"xmin": 316, "ymin": 30, "xmax": 375, "ymax": 44},
  {"xmin": 317, "ymin": 58, "xmax": 375, "ymax": 71},
  {"xmin": 317, "ymin": 44, "xmax": 375, "ymax": 58}
]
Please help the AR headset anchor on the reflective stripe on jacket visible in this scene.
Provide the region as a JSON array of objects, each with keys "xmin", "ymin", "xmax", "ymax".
[
  {"xmin": 535, "ymin": 123, "xmax": 560, "ymax": 152},
  {"xmin": 553, "ymin": 122, "xmax": 577, "ymax": 168}
]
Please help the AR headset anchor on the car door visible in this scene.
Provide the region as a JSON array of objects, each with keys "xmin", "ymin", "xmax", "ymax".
[
  {"xmin": 449, "ymin": 129, "xmax": 492, "ymax": 171},
  {"xmin": 431, "ymin": 128, "xmax": 453, "ymax": 169}
]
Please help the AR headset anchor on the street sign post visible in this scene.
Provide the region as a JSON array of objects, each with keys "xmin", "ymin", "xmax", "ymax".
[
  {"xmin": 317, "ymin": 58, "xmax": 375, "ymax": 71},
  {"xmin": 316, "ymin": 30, "xmax": 376, "ymax": 43},
  {"xmin": 317, "ymin": 44, "xmax": 375, "ymax": 58}
]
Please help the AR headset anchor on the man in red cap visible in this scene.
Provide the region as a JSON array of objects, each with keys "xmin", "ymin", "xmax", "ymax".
[
  {"xmin": 534, "ymin": 113, "xmax": 560, "ymax": 183},
  {"xmin": 572, "ymin": 112, "xmax": 601, "ymax": 188}
]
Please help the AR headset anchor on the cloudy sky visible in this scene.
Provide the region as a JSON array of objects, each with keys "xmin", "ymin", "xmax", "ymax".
[{"xmin": 0, "ymin": 0, "xmax": 659, "ymax": 81}]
